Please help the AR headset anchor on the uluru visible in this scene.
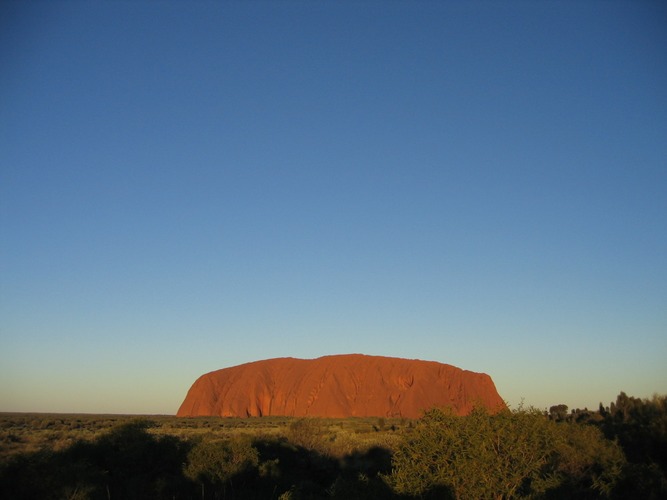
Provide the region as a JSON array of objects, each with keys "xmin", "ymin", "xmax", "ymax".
[{"xmin": 177, "ymin": 354, "xmax": 505, "ymax": 418}]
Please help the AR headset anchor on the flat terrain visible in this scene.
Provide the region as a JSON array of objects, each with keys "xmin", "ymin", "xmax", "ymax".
[
  {"xmin": 0, "ymin": 412, "xmax": 408, "ymax": 463},
  {"xmin": 2, "ymin": 397, "xmax": 664, "ymax": 499}
]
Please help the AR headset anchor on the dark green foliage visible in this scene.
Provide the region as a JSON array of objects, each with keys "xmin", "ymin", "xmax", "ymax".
[
  {"xmin": 599, "ymin": 393, "xmax": 667, "ymax": 499},
  {"xmin": 603, "ymin": 393, "xmax": 667, "ymax": 465},
  {"xmin": 549, "ymin": 404, "xmax": 569, "ymax": 422},
  {"xmin": 545, "ymin": 422, "xmax": 625, "ymax": 498},
  {"xmin": 389, "ymin": 407, "xmax": 624, "ymax": 499}
]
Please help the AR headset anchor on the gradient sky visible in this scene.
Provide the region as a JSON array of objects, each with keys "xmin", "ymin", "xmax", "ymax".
[{"xmin": 1, "ymin": 1, "xmax": 666, "ymax": 415}]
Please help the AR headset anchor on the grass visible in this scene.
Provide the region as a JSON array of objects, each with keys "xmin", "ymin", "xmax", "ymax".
[{"xmin": 0, "ymin": 413, "xmax": 409, "ymax": 463}]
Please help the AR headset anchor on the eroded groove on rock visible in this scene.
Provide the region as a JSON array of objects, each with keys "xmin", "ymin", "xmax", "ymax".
[{"xmin": 177, "ymin": 354, "xmax": 505, "ymax": 418}]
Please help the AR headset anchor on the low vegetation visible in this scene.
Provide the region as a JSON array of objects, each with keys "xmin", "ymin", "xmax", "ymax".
[{"xmin": 0, "ymin": 392, "xmax": 665, "ymax": 499}]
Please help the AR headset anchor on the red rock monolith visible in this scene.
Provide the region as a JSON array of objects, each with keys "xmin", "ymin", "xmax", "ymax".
[{"xmin": 177, "ymin": 354, "xmax": 505, "ymax": 418}]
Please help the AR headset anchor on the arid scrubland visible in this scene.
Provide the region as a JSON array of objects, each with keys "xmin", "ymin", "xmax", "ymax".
[
  {"xmin": 1, "ymin": 393, "xmax": 666, "ymax": 499},
  {"xmin": 0, "ymin": 414, "xmax": 404, "ymax": 460}
]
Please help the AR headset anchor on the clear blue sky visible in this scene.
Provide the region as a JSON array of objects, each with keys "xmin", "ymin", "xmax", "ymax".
[{"xmin": 1, "ymin": 1, "xmax": 665, "ymax": 415}]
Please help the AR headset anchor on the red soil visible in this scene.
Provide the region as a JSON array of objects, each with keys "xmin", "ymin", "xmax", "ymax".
[{"xmin": 177, "ymin": 354, "xmax": 505, "ymax": 418}]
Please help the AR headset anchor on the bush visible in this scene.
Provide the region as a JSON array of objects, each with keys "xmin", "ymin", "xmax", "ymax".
[
  {"xmin": 286, "ymin": 418, "xmax": 329, "ymax": 453},
  {"xmin": 548, "ymin": 423, "xmax": 625, "ymax": 498},
  {"xmin": 389, "ymin": 406, "xmax": 624, "ymax": 499},
  {"xmin": 184, "ymin": 437, "xmax": 259, "ymax": 498}
]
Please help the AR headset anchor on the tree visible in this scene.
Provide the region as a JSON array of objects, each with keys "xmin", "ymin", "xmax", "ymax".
[
  {"xmin": 549, "ymin": 404, "xmax": 569, "ymax": 421},
  {"xmin": 600, "ymin": 392, "xmax": 667, "ymax": 498}
]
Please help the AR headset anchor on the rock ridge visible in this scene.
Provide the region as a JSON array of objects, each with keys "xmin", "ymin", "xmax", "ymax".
[{"xmin": 177, "ymin": 354, "xmax": 505, "ymax": 418}]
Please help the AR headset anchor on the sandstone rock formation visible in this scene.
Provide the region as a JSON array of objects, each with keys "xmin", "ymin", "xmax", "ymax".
[{"xmin": 177, "ymin": 354, "xmax": 505, "ymax": 418}]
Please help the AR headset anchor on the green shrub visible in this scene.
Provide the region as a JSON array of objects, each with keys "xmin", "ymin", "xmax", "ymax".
[
  {"xmin": 184, "ymin": 436, "xmax": 259, "ymax": 497},
  {"xmin": 389, "ymin": 406, "xmax": 624, "ymax": 499},
  {"xmin": 548, "ymin": 422, "xmax": 625, "ymax": 497},
  {"xmin": 286, "ymin": 418, "xmax": 328, "ymax": 452}
]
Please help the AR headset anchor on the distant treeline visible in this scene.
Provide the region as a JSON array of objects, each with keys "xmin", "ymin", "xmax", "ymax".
[{"xmin": 0, "ymin": 392, "xmax": 665, "ymax": 499}]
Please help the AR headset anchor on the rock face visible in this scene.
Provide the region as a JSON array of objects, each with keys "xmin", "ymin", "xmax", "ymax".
[{"xmin": 177, "ymin": 354, "xmax": 505, "ymax": 418}]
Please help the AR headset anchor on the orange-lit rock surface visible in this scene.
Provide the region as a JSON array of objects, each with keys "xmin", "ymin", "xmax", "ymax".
[{"xmin": 177, "ymin": 354, "xmax": 505, "ymax": 418}]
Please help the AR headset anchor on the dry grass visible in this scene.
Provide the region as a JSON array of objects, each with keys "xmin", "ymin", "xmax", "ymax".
[{"xmin": 0, "ymin": 413, "xmax": 409, "ymax": 463}]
